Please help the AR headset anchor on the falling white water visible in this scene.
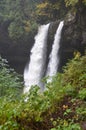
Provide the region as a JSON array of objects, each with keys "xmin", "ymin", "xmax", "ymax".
[
  {"xmin": 46, "ymin": 21, "xmax": 64, "ymax": 81},
  {"xmin": 24, "ymin": 23, "xmax": 50, "ymax": 93}
]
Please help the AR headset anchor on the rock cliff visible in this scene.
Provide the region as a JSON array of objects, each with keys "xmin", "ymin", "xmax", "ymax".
[{"xmin": 0, "ymin": 6, "xmax": 86, "ymax": 74}]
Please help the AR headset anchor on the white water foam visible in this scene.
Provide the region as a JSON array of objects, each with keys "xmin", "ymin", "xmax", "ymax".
[
  {"xmin": 46, "ymin": 21, "xmax": 64, "ymax": 82},
  {"xmin": 24, "ymin": 23, "xmax": 50, "ymax": 93}
]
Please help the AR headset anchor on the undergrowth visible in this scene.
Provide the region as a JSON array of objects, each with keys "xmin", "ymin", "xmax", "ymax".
[{"xmin": 0, "ymin": 54, "xmax": 86, "ymax": 130}]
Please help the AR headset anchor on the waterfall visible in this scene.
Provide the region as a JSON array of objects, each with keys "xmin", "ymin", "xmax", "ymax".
[
  {"xmin": 23, "ymin": 23, "xmax": 50, "ymax": 93},
  {"xmin": 46, "ymin": 21, "xmax": 64, "ymax": 81}
]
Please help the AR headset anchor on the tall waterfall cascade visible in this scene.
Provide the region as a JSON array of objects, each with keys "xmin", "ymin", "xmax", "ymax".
[
  {"xmin": 46, "ymin": 21, "xmax": 64, "ymax": 82},
  {"xmin": 23, "ymin": 23, "xmax": 50, "ymax": 93},
  {"xmin": 23, "ymin": 21, "xmax": 64, "ymax": 94}
]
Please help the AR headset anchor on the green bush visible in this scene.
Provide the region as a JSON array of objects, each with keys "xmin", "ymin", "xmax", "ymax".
[
  {"xmin": 0, "ymin": 56, "xmax": 22, "ymax": 97},
  {"xmin": 0, "ymin": 54, "xmax": 86, "ymax": 130},
  {"xmin": 78, "ymin": 88, "xmax": 86, "ymax": 100},
  {"xmin": 63, "ymin": 53, "xmax": 86, "ymax": 88}
]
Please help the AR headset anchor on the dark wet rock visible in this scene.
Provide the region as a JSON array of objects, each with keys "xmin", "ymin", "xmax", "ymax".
[{"xmin": 0, "ymin": 7, "xmax": 86, "ymax": 74}]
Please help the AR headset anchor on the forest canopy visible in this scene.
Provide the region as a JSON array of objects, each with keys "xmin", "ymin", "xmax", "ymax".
[{"xmin": 0, "ymin": 0, "xmax": 86, "ymax": 40}]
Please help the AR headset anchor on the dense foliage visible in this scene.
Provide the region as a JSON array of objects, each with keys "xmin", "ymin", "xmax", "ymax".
[
  {"xmin": 0, "ymin": 56, "xmax": 23, "ymax": 97},
  {"xmin": 0, "ymin": 0, "xmax": 86, "ymax": 40},
  {"xmin": 36, "ymin": 0, "xmax": 86, "ymax": 22},
  {"xmin": 0, "ymin": 0, "xmax": 86, "ymax": 129},
  {"xmin": 0, "ymin": 54, "xmax": 86, "ymax": 130},
  {"xmin": 0, "ymin": 0, "xmax": 40, "ymax": 40}
]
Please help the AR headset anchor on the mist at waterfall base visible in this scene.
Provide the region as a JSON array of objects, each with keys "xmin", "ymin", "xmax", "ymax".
[{"xmin": 23, "ymin": 21, "xmax": 64, "ymax": 94}]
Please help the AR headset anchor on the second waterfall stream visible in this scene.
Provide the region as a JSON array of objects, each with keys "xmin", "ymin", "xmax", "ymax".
[
  {"xmin": 24, "ymin": 21, "xmax": 64, "ymax": 94},
  {"xmin": 46, "ymin": 21, "xmax": 64, "ymax": 82}
]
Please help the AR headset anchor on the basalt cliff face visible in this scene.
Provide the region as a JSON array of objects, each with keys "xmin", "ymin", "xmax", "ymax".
[
  {"xmin": 47, "ymin": 6, "xmax": 86, "ymax": 72},
  {"xmin": 0, "ymin": 21, "xmax": 35, "ymax": 73},
  {"xmin": 0, "ymin": 7, "xmax": 86, "ymax": 74},
  {"xmin": 58, "ymin": 7, "xmax": 86, "ymax": 72}
]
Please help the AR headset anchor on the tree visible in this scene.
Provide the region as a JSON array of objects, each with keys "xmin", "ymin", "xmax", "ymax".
[
  {"xmin": 0, "ymin": 0, "xmax": 40, "ymax": 40},
  {"xmin": 0, "ymin": 56, "xmax": 22, "ymax": 97},
  {"xmin": 36, "ymin": 0, "xmax": 66, "ymax": 23}
]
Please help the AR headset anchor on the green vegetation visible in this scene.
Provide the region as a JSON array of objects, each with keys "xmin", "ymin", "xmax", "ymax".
[
  {"xmin": 0, "ymin": 1, "xmax": 86, "ymax": 129},
  {"xmin": 36, "ymin": 0, "xmax": 86, "ymax": 22},
  {"xmin": 0, "ymin": 0, "xmax": 86, "ymax": 40},
  {"xmin": 0, "ymin": 54, "xmax": 86, "ymax": 130},
  {"xmin": 0, "ymin": 56, "xmax": 23, "ymax": 97},
  {"xmin": 0, "ymin": 0, "xmax": 40, "ymax": 40}
]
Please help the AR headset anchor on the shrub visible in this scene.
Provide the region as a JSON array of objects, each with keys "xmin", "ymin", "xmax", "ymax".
[
  {"xmin": 0, "ymin": 56, "xmax": 22, "ymax": 97},
  {"xmin": 62, "ymin": 53, "xmax": 86, "ymax": 88},
  {"xmin": 0, "ymin": 54, "xmax": 86, "ymax": 130}
]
